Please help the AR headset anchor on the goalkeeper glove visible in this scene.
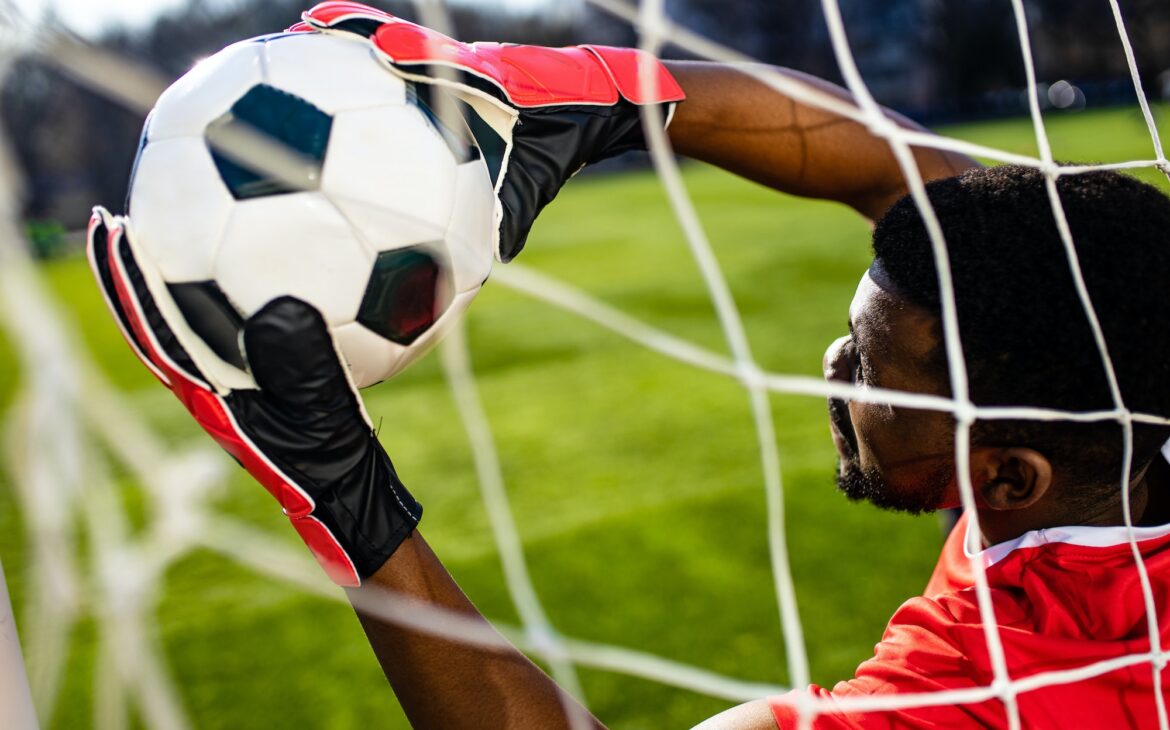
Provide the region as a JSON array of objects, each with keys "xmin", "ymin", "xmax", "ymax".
[
  {"xmin": 291, "ymin": 0, "xmax": 686, "ymax": 262},
  {"xmin": 87, "ymin": 207, "xmax": 422, "ymax": 587}
]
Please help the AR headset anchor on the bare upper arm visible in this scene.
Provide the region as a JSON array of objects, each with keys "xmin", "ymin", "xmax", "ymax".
[
  {"xmin": 691, "ymin": 699, "xmax": 777, "ymax": 730},
  {"xmin": 663, "ymin": 61, "xmax": 979, "ymax": 223}
]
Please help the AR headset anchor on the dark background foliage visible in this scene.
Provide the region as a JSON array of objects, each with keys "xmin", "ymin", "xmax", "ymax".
[{"xmin": 5, "ymin": 0, "xmax": 1170, "ymax": 239}]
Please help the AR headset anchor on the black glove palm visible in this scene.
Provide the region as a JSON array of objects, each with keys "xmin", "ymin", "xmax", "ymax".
[{"xmin": 88, "ymin": 208, "xmax": 421, "ymax": 586}]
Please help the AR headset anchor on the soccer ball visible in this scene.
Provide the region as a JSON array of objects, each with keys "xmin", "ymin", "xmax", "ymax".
[{"xmin": 126, "ymin": 30, "xmax": 497, "ymax": 389}]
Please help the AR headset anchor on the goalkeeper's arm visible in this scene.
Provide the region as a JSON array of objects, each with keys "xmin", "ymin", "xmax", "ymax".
[
  {"xmin": 295, "ymin": 1, "xmax": 972, "ymax": 260},
  {"xmin": 348, "ymin": 534, "xmax": 779, "ymax": 729},
  {"xmin": 347, "ymin": 534, "xmax": 607, "ymax": 729},
  {"xmin": 664, "ymin": 62, "xmax": 979, "ymax": 221}
]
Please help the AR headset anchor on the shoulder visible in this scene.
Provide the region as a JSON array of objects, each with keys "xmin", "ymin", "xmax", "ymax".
[{"xmin": 692, "ymin": 699, "xmax": 778, "ymax": 730}]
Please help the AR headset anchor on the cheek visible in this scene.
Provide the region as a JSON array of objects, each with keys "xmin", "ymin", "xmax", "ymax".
[
  {"xmin": 848, "ymin": 402, "xmax": 892, "ymax": 468},
  {"xmin": 850, "ymin": 404, "xmax": 953, "ymax": 476}
]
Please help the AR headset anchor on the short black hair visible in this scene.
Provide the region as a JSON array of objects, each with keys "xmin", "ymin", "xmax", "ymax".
[{"xmin": 872, "ymin": 165, "xmax": 1170, "ymax": 499}]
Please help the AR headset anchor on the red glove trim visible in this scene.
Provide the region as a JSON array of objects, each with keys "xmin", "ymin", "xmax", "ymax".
[
  {"xmin": 302, "ymin": 1, "xmax": 685, "ymax": 108},
  {"xmin": 291, "ymin": 515, "xmax": 362, "ymax": 587},
  {"xmin": 374, "ymin": 25, "xmax": 623, "ymax": 107},
  {"xmin": 104, "ymin": 230, "xmax": 315, "ymax": 516},
  {"xmin": 303, "ymin": 0, "xmax": 394, "ymax": 26},
  {"xmin": 87, "ymin": 212, "xmax": 170, "ymax": 387},
  {"xmin": 101, "ymin": 223, "xmax": 360, "ymax": 587}
]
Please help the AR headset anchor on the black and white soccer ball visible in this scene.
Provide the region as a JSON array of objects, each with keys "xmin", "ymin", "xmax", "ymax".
[{"xmin": 126, "ymin": 31, "xmax": 496, "ymax": 389}]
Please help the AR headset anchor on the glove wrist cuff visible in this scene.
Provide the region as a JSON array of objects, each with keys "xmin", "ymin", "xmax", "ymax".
[{"xmin": 306, "ymin": 453, "xmax": 423, "ymax": 584}]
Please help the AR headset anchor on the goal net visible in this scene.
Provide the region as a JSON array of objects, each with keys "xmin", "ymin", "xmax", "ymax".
[{"xmin": 0, "ymin": 0, "xmax": 1168, "ymax": 728}]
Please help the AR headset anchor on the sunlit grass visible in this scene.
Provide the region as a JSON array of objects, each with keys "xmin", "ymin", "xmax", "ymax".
[{"xmin": 0, "ymin": 105, "xmax": 1165, "ymax": 728}]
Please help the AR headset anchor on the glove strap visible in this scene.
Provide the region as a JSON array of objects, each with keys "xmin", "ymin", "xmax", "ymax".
[
  {"xmin": 580, "ymin": 45, "xmax": 686, "ymax": 106},
  {"xmin": 298, "ymin": 1, "xmax": 685, "ymax": 108}
]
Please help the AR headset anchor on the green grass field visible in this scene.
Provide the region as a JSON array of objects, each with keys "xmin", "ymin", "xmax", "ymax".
[{"xmin": 1, "ymin": 105, "xmax": 1169, "ymax": 729}]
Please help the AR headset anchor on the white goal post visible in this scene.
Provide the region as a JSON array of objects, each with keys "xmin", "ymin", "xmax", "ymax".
[{"xmin": 0, "ymin": 559, "xmax": 36, "ymax": 730}]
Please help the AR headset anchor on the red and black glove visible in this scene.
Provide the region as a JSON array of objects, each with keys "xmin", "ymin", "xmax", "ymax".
[
  {"xmin": 87, "ymin": 207, "xmax": 421, "ymax": 587},
  {"xmin": 291, "ymin": 1, "xmax": 686, "ymax": 262}
]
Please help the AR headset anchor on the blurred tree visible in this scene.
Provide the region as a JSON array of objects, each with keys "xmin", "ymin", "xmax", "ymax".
[
  {"xmin": 0, "ymin": 0, "xmax": 587, "ymax": 230},
  {"xmin": 1032, "ymin": 0, "xmax": 1170, "ymax": 85},
  {"xmin": 667, "ymin": 0, "xmax": 937, "ymax": 113},
  {"xmin": 1124, "ymin": 0, "xmax": 1170, "ymax": 82},
  {"xmin": 6, "ymin": 0, "xmax": 1170, "ymax": 230},
  {"xmin": 664, "ymin": 0, "xmax": 838, "ymax": 76},
  {"xmin": 921, "ymin": 0, "xmax": 1025, "ymax": 119},
  {"xmin": 24, "ymin": 220, "xmax": 70, "ymax": 259},
  {"xmin": 1, "ymin": 60, "xmax": 142, "ymax": 229}
]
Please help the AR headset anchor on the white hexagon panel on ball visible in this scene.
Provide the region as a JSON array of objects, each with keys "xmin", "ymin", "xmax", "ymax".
[
  {"xmin": 445, "ymin": 158, "xmax": 497, "ymax": 296},
  {"xmin": 323, "ymin": 104, "xmax": 458, "ymax": 253},
  {"xmin": 148, "ymin": 41, "xmax": 265, "ymax": 143},
  {"xmin": 261, "ymin": 32, "xmax": 407, "ymax": 115},
  {"xmin": 128, "ymin": 137, "xmax": 234, "ymax": 282},
  {"xmin": 332, "ymin": 321, "xmax": 405, "ymax": 389},
  {"xmin": 214, "ymin": 192, "xmax": 374, "ymax": 327}
]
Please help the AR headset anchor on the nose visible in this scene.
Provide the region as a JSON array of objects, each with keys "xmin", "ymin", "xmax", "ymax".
[{"xmin": 823, "ymin": 335, "xmax": 855, "ymax": 384}]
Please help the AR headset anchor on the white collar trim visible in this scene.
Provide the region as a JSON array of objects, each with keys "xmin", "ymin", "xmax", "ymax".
[{"xmin": 963, "ymin": 515, "xmax": 1170, "ymax": 568}]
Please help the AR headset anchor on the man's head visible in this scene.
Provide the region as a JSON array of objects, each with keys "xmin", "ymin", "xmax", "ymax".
[{"xmin": 825, "ymin": 165, "xmax": 1170, "ymax": 526}]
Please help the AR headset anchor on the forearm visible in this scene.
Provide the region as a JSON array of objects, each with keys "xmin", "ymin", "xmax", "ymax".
[
  {"xmin": 665, "ymin": 61, "xmax": 978, "ymax": 221},
  {"xmin": 346, "ymin": 533, "xmax": 603, "ymax": 730}
]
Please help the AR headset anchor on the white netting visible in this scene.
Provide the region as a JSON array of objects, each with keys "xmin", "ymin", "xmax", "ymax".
[{"xmin": 1, "ymin": 0, "xmax": 1169, "ymax": 728}]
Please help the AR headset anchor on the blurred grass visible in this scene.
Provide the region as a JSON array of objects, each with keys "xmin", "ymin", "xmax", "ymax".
[{"xmin": 1, "ymin": 105, "xmax": 1168, "ymax": 729}]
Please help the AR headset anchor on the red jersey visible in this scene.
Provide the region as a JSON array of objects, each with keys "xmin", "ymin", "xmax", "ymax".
[{"xmin": 770, "ymin": 513, "xmax": 1170, "ymax": 728}]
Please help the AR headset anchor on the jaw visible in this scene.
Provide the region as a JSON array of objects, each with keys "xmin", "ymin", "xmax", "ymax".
[{"xmin": 834, "ymin": 447, "xmax": 961, "ymax": 515}]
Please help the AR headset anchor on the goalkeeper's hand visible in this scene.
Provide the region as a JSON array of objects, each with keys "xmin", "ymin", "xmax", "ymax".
[
  {"xmin": 86, "ymin": 207, "xmax": 422, "ymax": 588},
  {"xmin": 290, "ymin": 1, "xmax": 686, "ymax": 262}
]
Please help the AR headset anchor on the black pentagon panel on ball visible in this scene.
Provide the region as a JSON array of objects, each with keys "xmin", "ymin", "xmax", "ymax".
[
  {"xmin": 169, "ymin": 281, "xmax": 247, "ymax": 370},
  {"xmin": 125, "ymin": 111, "xmax": 153, "ymax": 211},
  {"xmin": 407, "ymin": 83, "xmax": 481, "ymax": 166},
  {"xmin": 358, "ymin": 246, "xmax": 454, "ymax": 346},
  {"xmin": 249, "ymin": 32, "xmax": 305, "ymax": 44},
  {"xmin": 206, "ymin": 84, "xmax": 333, "ymax": 200}
]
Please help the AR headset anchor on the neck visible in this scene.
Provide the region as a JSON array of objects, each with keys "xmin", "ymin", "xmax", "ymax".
[
  {"xmin": 977, "ymin": 462, "xmax": 1168, "ymax": 547},
  {"xmin": 1139, "ymin": 455, "xmax": 1170, "ymax": 526}
]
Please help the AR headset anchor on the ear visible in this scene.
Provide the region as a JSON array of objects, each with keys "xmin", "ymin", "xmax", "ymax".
[{"xmin": 973, "ymin": 448, "xmax": 1053, "ymax": 511}]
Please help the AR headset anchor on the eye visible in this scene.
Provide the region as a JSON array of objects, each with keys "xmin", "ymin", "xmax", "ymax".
[
  {"xmin": 840, "ymin": 336, "xmax": 864, "ymax": 384},
  {"xmin": 846, "ymin": 337, "xmax": 872, "ymax": 386}
]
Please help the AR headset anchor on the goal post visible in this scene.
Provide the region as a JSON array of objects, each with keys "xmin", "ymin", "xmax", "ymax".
[{"xmin": 0, "ymin": 558, "xmax": 37, "ymax": 730}]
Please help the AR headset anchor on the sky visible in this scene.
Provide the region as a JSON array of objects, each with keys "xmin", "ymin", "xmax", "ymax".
[{"xmin": 23, "ymin": 0, "xmax": 560, "ymax": 37}]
